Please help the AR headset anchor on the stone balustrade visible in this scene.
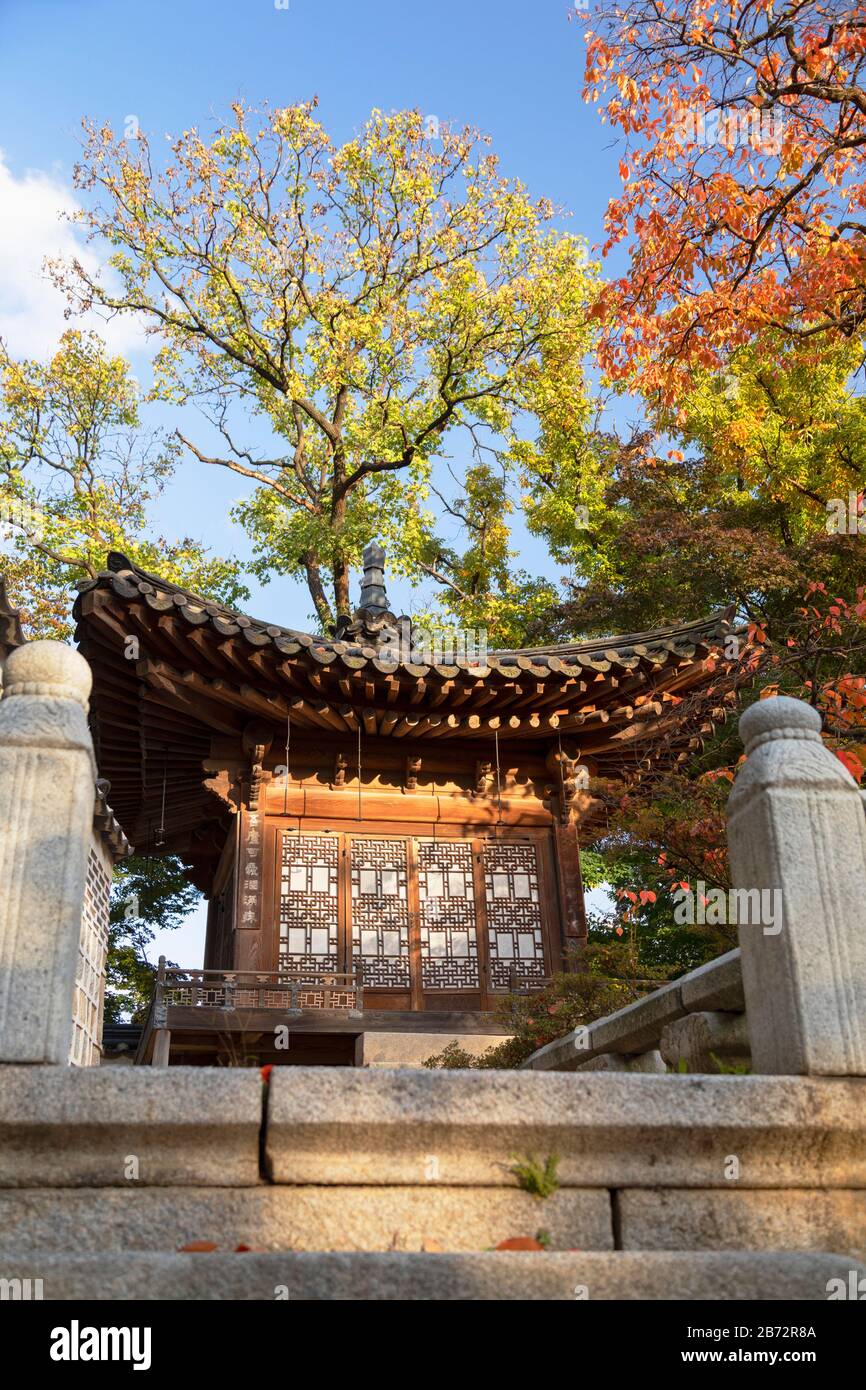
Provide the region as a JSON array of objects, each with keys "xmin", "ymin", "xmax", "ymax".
[
  {"xmin": 524, "ymin": 695, "xmax": 866, "ymax": 1078},
  {"xmin": 0, "ymin": 665, "xmax": 864, "ymax": 1298},
  {"xmin": 0, "ymin": 640, "xmax": 128, "ymax": 1068},
  {"xmin": 521, "ymin": 949, "xmax": 746, "ymax": 1074},
  {"xmin": 0, "ymin": 642, "xmax": 98, "ymax": 1065}
]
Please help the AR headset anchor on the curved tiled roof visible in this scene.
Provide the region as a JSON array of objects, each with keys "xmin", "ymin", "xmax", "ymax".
[
  {"xmin": 77, "ymin": 550, "xmax": 733, "ymax": 681},
  {"xmin": 73, "ymin": 550, "xmax": 742, "ymax": 887}
]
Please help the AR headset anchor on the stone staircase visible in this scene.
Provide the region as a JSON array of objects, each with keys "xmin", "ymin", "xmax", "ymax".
[{"xmin": 1, "ymin": 1065, "xmax": 864, "ymax": 1299}]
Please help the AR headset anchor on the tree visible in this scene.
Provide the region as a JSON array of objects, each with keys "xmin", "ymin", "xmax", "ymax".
[
  {"xmin": 583, "ymin": 1, "xmax": 866, "ymax": 398},
  {"xmin": 105, "ymin": 855, "xmax": 201, "ymax": 1024},
  {"xmin": 532, "ymin": 337, "xmax": 866, "ymax": 640},
  {"xmin": 53, "ymin": 102, "xmax": 597, "ymax": 635},
  {"xmin": 0, "ymin": 330, "xmax": 243, "ymax": 1014},
  {"xmin": 0, "ymin": 330, "xmax": 248, "ymax": 638},
  {"xmin": 574, "ymin": 576, "xmax": 866, "ymax": 992}
]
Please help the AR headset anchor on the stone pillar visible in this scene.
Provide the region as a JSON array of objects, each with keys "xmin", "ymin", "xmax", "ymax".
[
  {"xmin": 727, "ymin": 696, "xmax": 866, "ymax": 1075},
  {"xmin": 0, "ymin": 641, "xmax": 96, "ymax": 1064},
  {"xmin": 659, "ymin": 1011, "xmax": 751, "ymax": 1074}
]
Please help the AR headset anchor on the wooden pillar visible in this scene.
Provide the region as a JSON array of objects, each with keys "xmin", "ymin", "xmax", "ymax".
[
  {"xmin": 554, "ymin": 819, "xmax": 588, "ymax": 967},
  {"xmin": 203, "ymin": 896, "xmax": 218, "ymax": 970},
  {"xmin": 152, "ymin": 1029, "xmax": 171, "ymax": 1067},
  {"xmin": 151, "ymin": 955, "xmax": 171, "ymax": 1066},
  {"xmin": 233, "ymin": 807, "xmax": 269, "ymax": 971}
]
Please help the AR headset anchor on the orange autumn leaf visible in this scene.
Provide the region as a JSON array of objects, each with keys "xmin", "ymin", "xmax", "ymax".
[
  {"xmin": 835, "ymin": 749, "xmax": 865, "ymax": 783},
  {"xmin": 583, "ymin": 1, "xmax": 866, "ymax": 400}
]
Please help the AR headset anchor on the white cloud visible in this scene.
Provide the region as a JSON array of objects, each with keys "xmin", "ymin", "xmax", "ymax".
[{"xmin": 0, "ymin": 151, "xmax": 147, "ymax": 362}]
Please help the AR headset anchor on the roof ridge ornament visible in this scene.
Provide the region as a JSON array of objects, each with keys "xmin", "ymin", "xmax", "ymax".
[
  {"xmin": 333, "ymin": 541, "xmax": 409, "ymax": 652},
  {"xmin": 358, "ymin": 541, "xmax": 389, "ymax": 614}
]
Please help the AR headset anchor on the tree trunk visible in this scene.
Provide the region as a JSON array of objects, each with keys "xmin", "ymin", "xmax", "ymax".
[
  {"xmin": 329, "ymin": 462, "xmax": 351, "ymax": 618},
  {"xmin": 332, "ymin": 555, "xmax": 351, "ymax": 618},
  {"xmin": 302, "ymin": 553, "xmax": 334, "ymax": 632}
]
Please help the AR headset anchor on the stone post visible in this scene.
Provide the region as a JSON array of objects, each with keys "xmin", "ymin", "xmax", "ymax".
[
  {"xmin": 0, "ymin": 641, "xmax": 96, "ymax": 1064},
  {"xmin": 727, "ymin": 696, "xmax": 866, "ymax": 1075}
]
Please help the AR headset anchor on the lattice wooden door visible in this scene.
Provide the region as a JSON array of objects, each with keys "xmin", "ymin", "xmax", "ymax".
[
  {"xmin": 349, "ymin": 837, "xmax": 411, "ymax": 987},
  {"xmin": 416, "ymin": 839, "xmax": 479, "ymax": 989},
  {"xmin": 482, "ymin": 839, "xmax": 547, "ymax": 989},
  {"xmin": 277, "ymin": 830, "xmax": 553, "ymax": 998},
  {"xmin": 278, "ymin": 833, "xmax": 340, "ymax": 973}
]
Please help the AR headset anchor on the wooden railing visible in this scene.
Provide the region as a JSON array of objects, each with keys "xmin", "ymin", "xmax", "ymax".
[{"xmin": 154, "ymin": 962, "xmax": 364, "ymax": 1019}]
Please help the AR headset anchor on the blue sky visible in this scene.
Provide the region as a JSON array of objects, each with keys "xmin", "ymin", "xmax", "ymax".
[{"xmin": 0, "ymin": 0, "xmax": 624, "ymax": 961}]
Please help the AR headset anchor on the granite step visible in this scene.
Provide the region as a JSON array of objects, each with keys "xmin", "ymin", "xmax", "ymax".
[{"xmin": 1, "ymin": 1250, "xmax": 861, "ymax": 1301}]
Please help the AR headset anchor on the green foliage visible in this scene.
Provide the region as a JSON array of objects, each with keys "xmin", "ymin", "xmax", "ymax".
[
  {"xmin": 669, "ymin": 1055, "xmax": 752, "ymax": 1076},
  {"xmin": 61, "ymin": 102, "xmax": 599, "ymax": 637},
  {"xmin": 423, "ymin": 942, "xmax": 668, "ymax": 1069},
  {"xmin": 709, "ymin": 1054, "xmax": 752, "ymax": 1076},
  {"xmin": 0, "ymin": 330, "xmax": 247, "ymax": 639},
  {"xmin": 422, "ymin": 1039, "xmax": 491, "ymax": 1069},
  {"xmin": 544, "ymin": 337, "xmax": 866, "ymax": 643},
  {"xmin": 509, "ymin": 1153, "xmax": 560, "ymax": 1200},
  {"xmin": 105, "ymin": 855, "xmax": 201, "ymax": 1024}
]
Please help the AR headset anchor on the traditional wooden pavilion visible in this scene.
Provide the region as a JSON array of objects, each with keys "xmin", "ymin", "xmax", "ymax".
[{"xmin": 73, "ymin": 546, "xmax": 735, "ymax": 1066}]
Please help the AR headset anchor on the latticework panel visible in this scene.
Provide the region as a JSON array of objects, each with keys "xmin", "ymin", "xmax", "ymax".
[
  {"xmin": 244, "ymin": 989, "xmax": 292, "ymax": 1008},
  {"xmin": 483, "ymin": 840, "xmax": 547, "ymax": 989},
  {"xmin": 69, "ymin": 847, "xmax": 111, "ymax": 1066},
  {"xmin": 417, "ymin": 839, "xmax": 479, "ymax": 989},
  {"xmin": 279, "ymin": 834, "xmax": 339, "ymax": 972},
  {"xmin": 162, "ymin": 976, "xmax": 358, "ymax": 1011},
  {"xmin": 165, "ymin": 982, "xmax": 228, "ymax": 1007},
  {"xmin": 350, "ymin": 838, "xmax": 410, "ymax": 987},
  {"xmin": 296, "ymin": 989, "xmax": 357, "ymax": 1010}
]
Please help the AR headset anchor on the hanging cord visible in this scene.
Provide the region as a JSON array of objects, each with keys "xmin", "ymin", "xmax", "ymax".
[
  {"xmin": 283, "ymin": 712, "xmax": 291, "ymax": 815},
  {"xmin": 494, "ymin": 726, "xmax": 503, "ymax": 835},
  {"xmin": 557, "ymin": 727, "xmax": 566, "ymax": 814},
  {"xmin": 155, "ymin": 750, "xmax": 168, "ymax": 847},
  {"xmin": 357, "ymin": 723, "xmax": 362, "ymax": 821}
]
